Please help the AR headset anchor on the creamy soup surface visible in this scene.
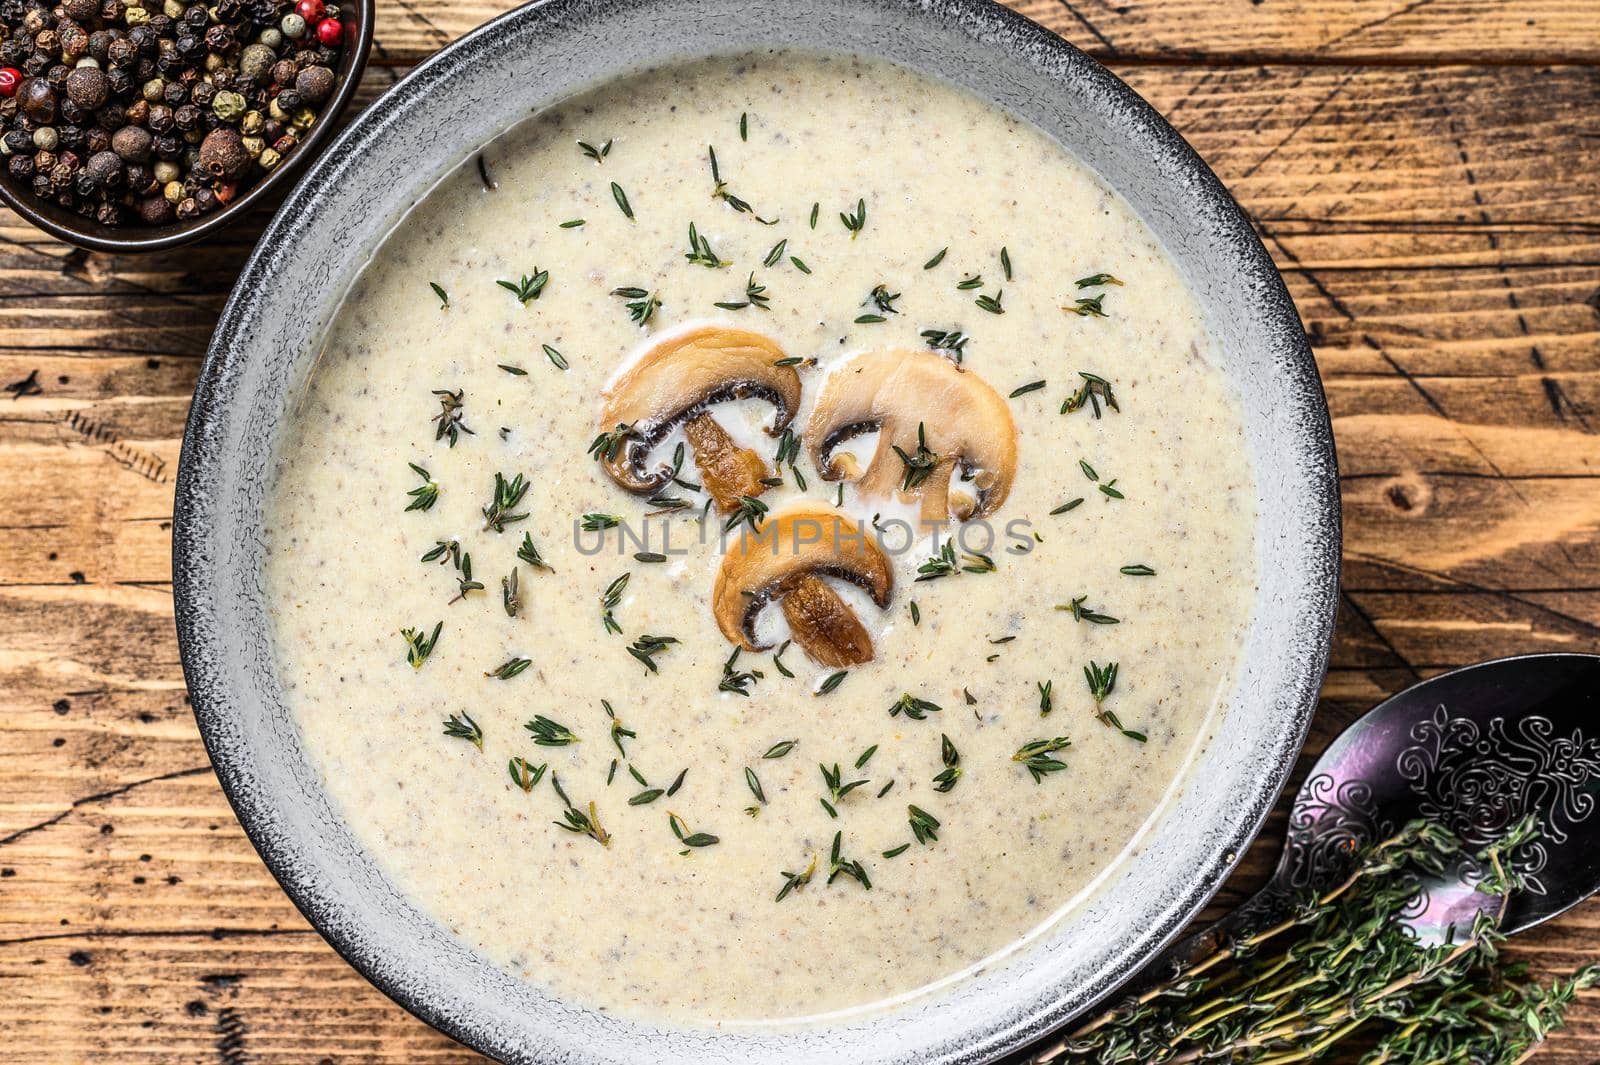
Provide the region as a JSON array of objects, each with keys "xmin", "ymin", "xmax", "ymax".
[{"xmin": 264, "ymin": 52, "xmax": 1260, "ymax": 1026}]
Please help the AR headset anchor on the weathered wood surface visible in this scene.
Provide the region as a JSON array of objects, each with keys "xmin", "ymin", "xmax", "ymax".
[{"xmin": 3, "ymin": 1, "xmax": 1599, "ymax": 1060}]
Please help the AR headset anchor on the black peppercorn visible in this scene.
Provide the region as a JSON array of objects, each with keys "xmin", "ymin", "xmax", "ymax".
[
  {"xmin": 196, "ymin": 125, "xmax": 248, "ymax": 179},
  {"xmin": 203, "ymin": 24, "xmax": 234, "ymax": 52},
  {"xmin": 2, "ymin": 128, "xmax": 31, "ymax": 153},
  {"xmin": 123, "ymin": 97, "xmax": 147, "ymax": 125},
  {"xmin": 32, "ymin": 148, "xmax": 55, "ymax": 171},
  {"xmin": 8, "ymin": 152, "xmax": 34, "ymax": 179},
  {"xmin": 33, "ymin": 29, "xmax": 59, "ymax": 56},
  {"xmin": 83, "ymin": 147, "xmax": 122, "ymax": 186},
  {"xmin": 58, "ymin": 123, "xmax": 85, "ymax": 148},
  {"xmin": 274, "ymin": 88, "xmax": 299, "ymax": 111},
  {"xmin": 58, "ymin": 97, "xmax": 85, "ymax": 124},
  {"xmin": 94, "ymin": 200, "xmax": 117, "ymax": 225},
  {"xmin": 172, "ymin": 101, "xmax": 199, "ymax": 130},
  {"xmin": 189, "ymin": 80, "xmax": 214, "ymax": 108},
  {"xmin": 192, "ymin": 184, "xmax": 217, "ymax": 212},
  {"xmin": 145, "ymin": 102, "xmax": 172, "ymax": 132},
  {"xmin": 269, "ymin": 58, "xmax": 296, "ymax": 86},
  {"xmin": 136, "ymin": 193, "xmax": 172, "ymax": 223},
  {"xmin": 160, "ymin": 78, "xmax": 184, "ymax": 106},
  {"xmin": 63, "ymin": 0, "xmax": 99, "ymax": 23},
  {"xmin": 99, "ymin": 1, "xmax": 125, "ymax": 22},
  {"xmin": 110, "ymin": 122, "xmax": 150, "ymax": 161},
  {"xmin": 105, "ymin": 64, "xmax": 132, "ymax": 97},
  {"xmin": 18, "ymin": 77, "xmax": 56, "ymax": 123},
  {"xmin": 22, "ymin": 51, "xmax": 51, "ymax": 76},
  {"xmin": 64, "ymin": 66, "xmax": 108, "ymax": 110},
  {"xmin": 174, "ymin": 194, "xmax": 198, "ymax": 219},
  {"xmin": 45, "ymin": 63, "xmax": 71, "ymax": 93},
  {"xmin": 294, "ymin": 64, "xmax": 333, "ymax": 104},
  {"xmin": 95, "ymin": 102, "xmax": 125, "ymax": 131},
  {"xmin": 152, "ymin": 132, "xmax": 180, "ymax": 158},
  {"xmin": 125, "ymin": 160, "xmax": 152, "ymax": 192},
  {"xmin": 83, "ymin": 126, "xmax": 108, "ymax": 152},
  {"xmin": 0, "ymin": 38, "xmax": 26, "ymax": 66}
]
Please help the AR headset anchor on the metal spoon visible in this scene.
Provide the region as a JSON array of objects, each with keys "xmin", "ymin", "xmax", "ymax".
[{"xmin": 1013, "ymin": 652, "xmax": 1600, "ymax": 1062}]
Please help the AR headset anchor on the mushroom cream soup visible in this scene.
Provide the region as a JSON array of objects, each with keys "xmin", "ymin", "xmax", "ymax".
[{"xmin": 264, "ymin": 52, "xmax": 1259, "ymax": 1025}]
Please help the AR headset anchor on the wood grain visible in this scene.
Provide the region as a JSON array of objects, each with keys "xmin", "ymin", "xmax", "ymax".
[{"xmin": 2, "ymin": 1, "xmax": 1598, "ymax": 1061}]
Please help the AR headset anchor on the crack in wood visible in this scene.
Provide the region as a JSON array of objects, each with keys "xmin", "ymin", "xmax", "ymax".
[{"xmin": 0, "ymin": 765, "xmax": 213, "ymax": 848}]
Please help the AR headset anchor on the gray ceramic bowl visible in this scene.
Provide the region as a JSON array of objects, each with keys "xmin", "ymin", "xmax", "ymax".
[{"xmin": 173, "ymin": 1, "xmax": 1340, "ymax": 1062}]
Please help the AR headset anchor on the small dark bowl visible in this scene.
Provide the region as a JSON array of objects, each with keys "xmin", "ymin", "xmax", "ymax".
[{"xmin": 0, "ymin": 0, "xmax": 373, "ymax": 254}]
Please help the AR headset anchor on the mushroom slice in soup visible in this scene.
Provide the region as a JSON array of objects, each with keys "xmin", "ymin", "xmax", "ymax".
[
  {"xmin": 712, "ymin": 504, "xmax": 893, "ymax": 667},
  {"xmin": 807, "ymin": 349, "xmax": 1017, "ymax": 526},
  {"xmin": 596, "ymin": 326, "xmax": 802, "ymax": 512}
]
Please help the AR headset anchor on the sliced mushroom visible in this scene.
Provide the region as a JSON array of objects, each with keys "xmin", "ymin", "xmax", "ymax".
[
  {"xmin": 597, "ymin": 326, "xmax": 802, "ymax": 511},
  {"xmin": 806, "ymin": 349, "xmax": 1017, "ymax": 526},
  {"xmin": 712, "ymin": 505, "xmax": 893, "ymax": 666}
]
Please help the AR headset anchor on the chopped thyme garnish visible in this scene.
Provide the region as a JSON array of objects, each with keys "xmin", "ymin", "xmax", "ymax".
[
  {"xmin": 723, "ymin": 494, "xmax": 769, "ymax": 533},
  {"xmin": 855, "ymin": 313, "xmax": 885, "ymax": 325},
  {"xmin": 485, "ymin": 657, "xmax": 531, "ymax": 680},
  {"xmin": 739, "ymin": 111, "xmax": 749, "ymax": 140},
  {"xmin": 606, "ymin": 759, "xmax": 618, "ymax": 786},
  {"xmin": 924, "ymin": 247, "xmax": 948, "ymax": 270},
  {"xmin": 559, "ymin": 219, "xmax": 586, "ymax": 229},
  {"xmin": 1100, "ymin": 479, "xmax": 1125, "ymax": 500},
  {"xmin": 602, "ymin": 699, "xmax": 635, "ymax": 756},
  {"xmin": 876, "ymin": 779, "xmax": 895, "ymax": 798},
  {"xmin": 626, "ymin": 634, "xmax": 679, "ymax": 673},
  {"xmin": 1121, "ymin": 564, "xmax": 1156, "ymax": 576},
  {"xmin": 854, "ymin": 744, "xmax": 878, "ymax": 769},
  {"xmin": 482, "ymin": 471, "xmax": 530, "ymax": 532},
  {"xmin": 809, "ymin": 202, "xmax": 820, "ymax": 229},
  {"xmin": 582, "ymin": 512, "xmax": 623, "ymax": 532},
  {"xmin": 447, "ymin": 551, "xmax": 483, "ymax": 603},
  {"xmin": 745, "ymin": 766, "xmax": 767, "ymax": 805},
  {"xmin": 933, "ymin": 733, "xmax": 962, "ymax": 793},
  {"xmin": 588, "ymin": 421, "xmax": 638, "ymax": 464},
  {"xmin": 404, "ymin": 463, "xmax": 439, "ymax": 512},
  {"xmin": 776, "ymin": 854, "xmax": 817, "ymax": 901},
  {"xmin": 610, "ymin": 181, "xmax": 635, "ymax": 221},
  {"xmin": 707, "ymin": 145, "xmax": 778, "ymax": 223},
  {"xmin": 1086, "ymin": 660, "xmax": 1147, "ymax": 741},
  {"xmin": 666, "ymin": 767, "xmax": 688, "ymax": 796},
  {"xmin": 764, "ymin": 739, "xmax": 798, "ymax": 759},
  {"xmin": 1061, "ymin": 371, "xmax": 1119, "ymax": 417},
  {"xmin": 790, "ymin": 255, "xmax": 812, "ymax": 274},
  {"xmin": 544, "ymin": 344, "xmax": 569, "ymax": 371},
  {"xmin": 1080, "ymin": 459, "xmax": 1099, "ymax": 481},
  {"xmin": 496, "ymin": 268, "xmax": 550, "ymax": 304},
  {"xmin": 498, "ymin": 363, "xmax": 527, "ymax": 375},
  {"xmin": 421, "ymin": 538, "xmax": 457, "ymax": 565},
  {"xmin": 826, "ymin": 831, "xmax": 871, "ymax": 890},
  {"xmin": 889, "ymin": 693, "xmax": 942, "ymax": 720},
  {"xmin": 1038, "ymin": 679, "xmax": 1054, "ymax": 716},
  {"xmin": 763, "ymin": 238, "xmax": 787, "ymax": 267},
  {"xmin": 627, "ymin": 765, "xmax": 649, "ymax": 788},
  {"xmin": 909, "ymin": 600, "xmax": 921, "ymax": 625},
  {"xmin": 600, "ymin": 573, "xmax": 629, "ymax": 634},
  {"xmin": 868, "ymin": 284, "xmax": 900, "ymax": 315},
  {"xmin": 442, "ymin": 711, "xmax": 482, "ymax": 750},
  {"xmin": 684, "ymin": 221, "xmax": 730, "ymax": 268},
  {"xmin": 908, "ymin": 804, "xmax": 940, "ymax": 846},
  {"xmin": 1059, "ymin": 595, "xmax": 1120, "ymax": 625},
  {"xmin": 550, "ymin": 772, "xmax": 609, "ymax": 846},
  {"xmin": 578, "ymin": 138, "xmax": 612, "ymax": 162},
  {"xmin": 516, "ymin": 532, "xmax": 553, "ymax": 572},
  {"xmin": 429, "ymin": 281, "xmax": 448, "ymax": 309},
  {"xmin": 611, "ymin": 287, "xmax": 661, "ymax": 324},
  {"xmin": 1009, "ymin": 380, "xmax": 1047, "ymax": 399},
  {"xmin": 882, "ymin": 843, "xmax": 910, "ymax": 859},
  {"xmin": 431, "ymin": 388, "xmax": 473, "ymax": 446},
  {"xmin": 839, "ymin": 197, "xmax": 867, "ymax": 239},
  {"xmin": 893, "ymin": 422, "xmax": 940, "ymax": 491},
  {"xmin": 957, "ymin": 273, "xmax": 984, "ymax": 291},
  {"xmin": 668, "ymin": 811, "xmax": 719, "ymax": 849},
  {"xmin": 501, "ymin": 569, "xmax": 520, "ymax": 617},
  {"xmin": 921, "ymin": 328, "xmax": 969, "ymax": 362},
  {"xmin": 629, "ymin": 787, "xmax": 664, "ymax": 806},
  {"xmin": 1051, "ymin": 498, "xmax": 1085, "ymax": 515},
  {"xmin": 719, "ymin": 646, "xmax": 763, "ymax": 696},
  {"xmin": 525, "ymin": 714, "xmax": 578, "ymax": 747},
  {"xmin": 822, "ymin": 762, "xmax": 869, "ymax": 806},
  {"xmin": 816, "ymin": 669, "xmax": 848, "ymax": 695},
  {"xmin": 508, "ymin": 757, "xmax": 546, "ymax": 792},
  {"xmin": 916, "ymin": 541, "xmax": 995, "ymax": 581},
  {"xmin": 715, "ymin": 272, "xmax": 770, "ymax": 312},
  {"xmin": 1014, "ymin": 736, "xmax": 1072, "ymax": 782},
  {"xmin": 634, "ymin": 551, "xmax": 667, "ymax": 564},
  {"xmin": 975, "ymin": 289, "xmax": 1005, "ymax": 315},
  {"xmin": 1001, "ymin": 246, "xmax": 1013, "ymax": 280},
  {"xmin": 1076, "ymin": 272, "xmax": 1124, "ymax": 288},
  {"xmin": 1066, "ymin": 293, "xmax": 1108, "ymax": 318}
]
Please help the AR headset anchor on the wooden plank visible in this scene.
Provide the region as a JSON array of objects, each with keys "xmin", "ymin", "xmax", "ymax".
[
  {"xmin": 364, "ymin": 0, "xmax": 1600, "ymax": 66},
  {"xmin": 2, "ymin": 4, "xmax": 1599, "ymax": 1060}
]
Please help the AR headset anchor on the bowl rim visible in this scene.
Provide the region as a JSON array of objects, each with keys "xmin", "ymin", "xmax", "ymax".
[
  {"xmin": 0, "ymin": 0, "xmax": 375, "ymax": 254},
  {"xmin": 173, "ymin": 0, "xmax": 1341, "ymax": 1061}
]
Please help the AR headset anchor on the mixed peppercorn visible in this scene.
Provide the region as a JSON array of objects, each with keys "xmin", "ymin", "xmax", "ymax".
[{"xmin": 0, "ymin": 0, "xmax": 348, "ymax": 227}]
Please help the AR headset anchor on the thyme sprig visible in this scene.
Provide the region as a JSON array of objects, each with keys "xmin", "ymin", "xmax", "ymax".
[
  {"xmin": 1044, "ymin": 819, "xmax": 1598, "ymax": 1064},
  {"xmin": 707, "ymin": 145, "xmax": 777, "ymax": 223},
  {"xmin": 401, "ymin": 621, "xmax": 442, "ymax": 668},
  {"xmin": 611, "ymin": 287, "xmax": 661, "ymax": 324},
  {"xmin": 775, "ymin": 854, "xmax": 817, "ymax": 902},
  {"xmin": 508, "ymin": 757, "xmax": 546, "ymax": 792},
  {"xmin": 683, "ymin": 222, "xmax": 730, "ymax": 269},
  {"xmin": 826, "ymin": 831, "xmax": 871, "ymax": 889},
  {"xmin": 668, "ymin": 811, "xmax": 719, "ymax": 849},
  {"xmin": 600, "ymin": 573, "xmax": 629, "ymax": 634},
  {"xmin": 908, "ymin": 804, "xmax": 940, "ymax": 846},
  {"xmin": 517, "ymin": 533, "xmax": 553, "ymax": 572},
  {"xmin": 525, "ymin": 714, "xmax": 579, "ymax": 747},
  {"xmin": 485, "ymin": 656, "xmax": 531, "ymax": 680},
  {"xmin": 922, "ymin": 328, "xmax": 970, "ymax": 362},
  {"xmin": 482, "ymin": 471, "xmax": 530, "ymax": 532},
  {"xmin": 839, "ymin": 197, "xmax": 867, "ymax": 239},
  {"xmin": 1013, "ymin": 736, "xmax": 1072, "ymax": 782},
  {"xmin": 894, "ymin": 422, "xmax": 940, "ymax": 491},
  {"xmin": 932, "ymin": 733, "xmax": 962, "ymax": 792},
  {"xmin": 916, "ymin": 541, "xmax": 996, "ymax": 581},
  {"xmin": 715, "ymin": 272, "xmax": 770, "ymax": 312},
  {"xmin": 550, "ymin": 772, "xmax": 609, "ymax": 846},
  {"xmin": 496, "ymin": 269, "xmax": 549, "ymax": 304},
  {"xmin": 404, "ymin": 463, "xmax": 439, "ymax": 512},
  {"xmin": 889, "ymin": 693, "xmax": 942, "ymax": 720},
  {"xmin": 1062, "ymin": 371, "xmax": 1120, "ymax": 418},
  {"xmin": 431, "ymin": 388, "xmax": 473, "ymax": 446},
  {"xmin": 627, "ymin": 634, "xmax": 679, "ymax": 673},
  {"xmin": 1085, "ymin": 660, "xmax": 1146, "ymax": 742},
  {"xmin": 719, "ymin": 646, "xmax": 763, "ymax": 696},
  {"xmin": 442, "ymin": 711, "xmax": 482, "ymax": 750},
  {"xmin": 1060, "ymin": 595, "xmax": 1120, "ymax": 625}
]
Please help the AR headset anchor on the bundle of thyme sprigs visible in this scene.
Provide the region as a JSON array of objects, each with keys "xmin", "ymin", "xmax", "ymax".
[{"xmin": 1039, "ymin": 818, "xmax": 1598, "ymax": 1064}]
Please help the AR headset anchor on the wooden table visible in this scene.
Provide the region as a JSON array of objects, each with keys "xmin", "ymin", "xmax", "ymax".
[{"xmin": 3, "ymin": 1, "xmax": 1597, "ymax": 1060}]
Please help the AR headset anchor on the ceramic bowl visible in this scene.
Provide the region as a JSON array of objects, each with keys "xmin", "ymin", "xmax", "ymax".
[
  {"xmin": 173, "ymin": 1, "xmax": 1341, "ymax": 1061},
  {"xmin": 0, "ymin": 0, "xmax": 373, "ymax": 254}
]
